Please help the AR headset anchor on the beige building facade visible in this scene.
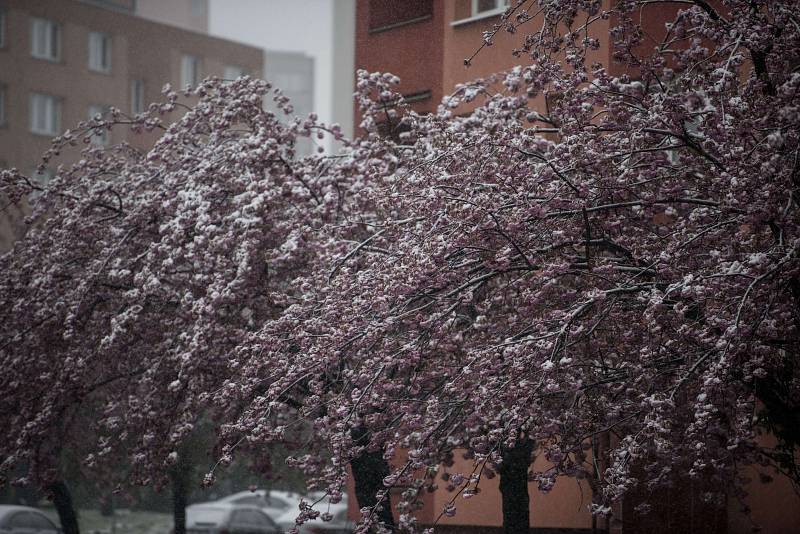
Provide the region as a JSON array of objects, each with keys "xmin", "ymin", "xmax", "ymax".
[{"xmin": 0, "ymin": 0, "xmax": 263, "ymax": 250}]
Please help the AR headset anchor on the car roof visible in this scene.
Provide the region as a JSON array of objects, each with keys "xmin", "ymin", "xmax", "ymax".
[
  {"xmin": 0, "ymin": 505, "xmax": 55, "ymax": 521},
  {"xmin": 216, "ymin": 489, "xmax": 305, "ymax": 501},
  {"xmin": 188, "ymin": 502, "xmax": 273, "ymax": 512},
  {"xmin": 188, "ymin": 502, "xmax": 240, "ymax": 510}
]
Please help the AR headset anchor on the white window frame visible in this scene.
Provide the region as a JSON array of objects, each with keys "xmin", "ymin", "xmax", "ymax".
[
  {"xmin": 88, "ymin": 105, "xmax": 110, "ymax": 146},
  {"xmin": 223, "ymin": 65, "xmax": 245, "ymax": 81},
  {"xmin": 473, "ymin": 0, "xmax": 507, "ymax": 14},
  {"xmin": 131, "ymin": 79, "xmax": 145, "ymax": 114},
  {"xmin": 29, "ymin": 93, "xmax": 61, "ymax": 136},
  {"xmin": 180, "ymin": 55, "xmax": 200, "ymax": 88},
  {"xmin": 88, "ymin": 32, "xmax": 112, "ymax": 73},
  {"xmin": 0, "ymin": 10, "xmax": 7, "ymax": 48},
  {"xmin": 30, "ymin": 17, "xmax": 61, "ymax": 61},
  {"xmin": 644, "ymin": 81, "xmax": 703, "ymax": 165},
  {"xmin": 452, "ymin": 0, "xmax": 509, "ymax": 26},
  {"xmin": 0, "ymin": 84, "xmax": 6, "ymax": 126}
]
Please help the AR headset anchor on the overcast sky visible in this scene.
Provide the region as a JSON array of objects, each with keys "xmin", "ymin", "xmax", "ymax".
[{"xmin": 208, "ymin": 0, "xmax": 355, "ymax": 148}]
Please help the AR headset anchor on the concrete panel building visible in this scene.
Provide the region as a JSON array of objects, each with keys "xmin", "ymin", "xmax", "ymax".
[{"xmin": 0, "ymin": 0, "xmax": 263, "ymax": 250}]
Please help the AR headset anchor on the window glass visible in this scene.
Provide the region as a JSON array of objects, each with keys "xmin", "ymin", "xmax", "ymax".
[
  {"xmin": 89, "ymin": 32, "xmax": 112, "ymax": 72},
  {"xmin": 186, "ymin": 506, "xmax": 228, "ymax": 526},
  {"xmin": 368, "ymin": 0, "xmax": 432, "ymax": 30},
  {"xmin": 88, "ymin": 105, "xmax": 111, "ymax": 146},
  {"xmin": 180, "ymin": 55, "xmax": 200, "ymax": 88},
  {"xmin": 476, "ymin": 0, "xmax": 499, "ymax": 12},
  {"xmin": 131, "ymin": 79, "xmax": 145, "ymax": 114},
  {"xmin": 265, "ymin": 496, "xmax": 288, "ymax": 508},
  {"xmin": 27, "ymin": 512, "xmax": 57, "ymax": 530},
  {"xmin": 251, "ymin": 510, "xmax": 276, "ymax": 527},
  {"xmin": 9, "ymin": 512, "xmax": 35, "ymax": 528},
  {"xmin": 30, "ymin": 17, "xmax": 60, "ymax": 60},
  {"xmin": 223, "ymin": 65, "xmax": 245, "ymax": 80},
  {"xmin": 232, "ymin": 495, "xmax": 263, "ymax": 506},
  {"xmin": 31, "ymin": 168, "xmax": 54, "ymax": 187},
  {"xmin": 229, "ymin": 510, "xmax": 243, "ymax": 522},
  {"xmin": 0, "ymin": 10, "xmax": 7, "ymax": 48},
  {"xmin": 29, "ymin": 93, "xmax": 61, "ymax": 135},
  {"xmin": 0, "ymin": 84, "xmax": 6, "ymax": 126}
]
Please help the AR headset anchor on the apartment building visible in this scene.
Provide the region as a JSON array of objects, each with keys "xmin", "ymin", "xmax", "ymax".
[
  {"xmin": 0, "ymin": 0, "xmax": 263, "ymax": 251},
  {"xmin": 353, "ymin": 1, "xmax": 800, "ymax": 533},
  {"xmin": 355, "ymin": 0, "xmax": 523, "ymax": 124},
  {"xmin": 354, "ymin": 0, "xmax": 667, "ymax": 124}
]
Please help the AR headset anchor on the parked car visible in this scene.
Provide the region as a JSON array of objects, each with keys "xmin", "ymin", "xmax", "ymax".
[
  {"xmin": 210, "ymin": 489, "xmax": 344, "ymax": 522},
  {"xmin": 275, "ymin": 503, "xmax": 354, "ymax": 534},
  {"xmin": 210, "ymin": 490, "xmax": 301, "ymax": 520},
  {"xmin": 186, "ymin": 502, "xmax": 280, "ymax": 534},
  {"xmin": 0, "ymin": 505, "xmax": 61, "ymax": 533}
]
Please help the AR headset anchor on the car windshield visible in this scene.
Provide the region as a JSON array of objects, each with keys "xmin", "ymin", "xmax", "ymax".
[
  {"xmin": 187, "ymin": 507, "xmax": 229, "ymax": 526},
  {"xmin": 265, "ymin": 496, "xmax": 288, "ymax": 508},
  {"xmin": 232, "ymin": 496, "xmax": 266, "ymax": 506}
]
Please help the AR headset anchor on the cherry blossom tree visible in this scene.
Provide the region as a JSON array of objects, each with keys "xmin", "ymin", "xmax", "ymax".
[
  {"xmin": 231, "ymin": 0, "xmax": 799, "ymax": 530},
  {"xmin": 195, "ymin": 2, "xmax": 800, "ymax": 527},
  {"xmin": 0, "ymin": 75, "xmax": 396, "ymax": 532},
  {"xmin": 2, "ymin": 1, "xmax": 799, "ymax": 533}
]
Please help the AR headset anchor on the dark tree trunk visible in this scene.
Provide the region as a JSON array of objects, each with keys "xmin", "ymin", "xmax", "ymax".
[
  {"xmin": 49, "ymin": 480, "xmax": 80, "ymax": 534},
  {"xmin": 100, "ymin": 494, "xmax": 114, "ymax": 517},
  {"xmin": 499, "ymin": 438, "xmax": 534, "ymax": 534},
  {"xmin": 351, "ymin": 427, "xmax": 395, "ymax": 531},
  {"xmin": 171, "ymin": 461, "xmax": 189, "ymax": 534}
]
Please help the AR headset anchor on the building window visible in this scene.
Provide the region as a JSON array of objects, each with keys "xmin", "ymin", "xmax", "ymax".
[
  {"xmin": 88, "ymin": 105, "xmax": 110, "ymax": 146},
  {"xmin": 180, "ymin": 55, "xmax": 200, "ymax": 88},
  {"xmin": 223, "ymin": 65, "xmax": 245, "ymax": 80},
  {"xmin": 30, "ymin": 168, "xmax": 55, "ymax": 199},
  {"xmin": 29, "ymin": 93, "xmax": 61, "ymax": 136},
  {"xmin": 88, "ymin": 32, "xmax": 112, "ymax": 72},
  {"xmin": 0, "ymin": 10, "xmax": 7, "ymax": 48},
  {"xmin": 34, "ymin": 168, "xmax": 54, "ymax": 185},
  {"xmin": 403, "ymin": 90, "xmax": 433, "ymax": 104},
  {"xmin": 473, "ymin": 0, "xmax": 507, "ymax": 14},
  {"xmin": 131, "ymin": 79, "xmax": 145, "ymax": 114},
  {"xmin": 368, "ymin": 0, "xmax": 432, "ymax": 32},
  {"xmin": 453, "ymin": 0, "xmax": 508, "ymax": 25},
  {"xmin": 0, "ymin": 85, "xmax": 6, "ymax": 126},
  {"xmin": 30, "ymin": 17, "xmax": 61, "ymax": 61}
]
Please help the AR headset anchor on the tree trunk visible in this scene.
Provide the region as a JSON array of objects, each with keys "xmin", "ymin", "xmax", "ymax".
[
  {"xmin": 171, "ymin": 461, "xmax": 189, "ymax": 534},
  {"xmin": 49, "ymin": 480, "xmax": 80, "ymax": 534},
  {"xmin": 351, "ymin": 427, "xmax": 395, "ymax": 531},
  {"xmin": 100, "ymin": 494, "xmax": 114, "ymax": 517},
  {"xmin": 499, "ymin": 438, "xmax": 534, "ymax": 534}
]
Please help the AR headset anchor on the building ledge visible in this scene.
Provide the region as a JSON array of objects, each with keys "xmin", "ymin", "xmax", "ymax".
[{"xmin": 369, "ymin": 14, "xmax": 432, "ymax": 34}]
